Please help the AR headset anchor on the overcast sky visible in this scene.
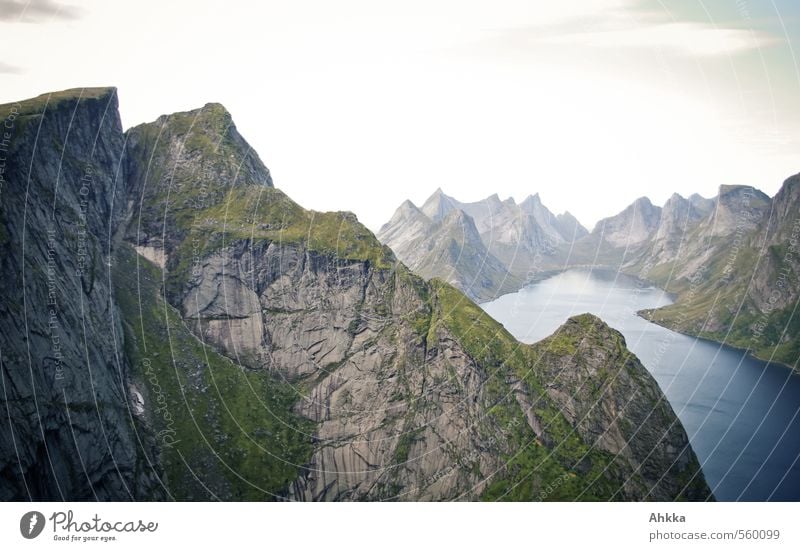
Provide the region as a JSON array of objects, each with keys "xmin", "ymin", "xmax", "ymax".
[{"xmin": 1, "ymin": 0, "xmax": 798, "ymax": 231}]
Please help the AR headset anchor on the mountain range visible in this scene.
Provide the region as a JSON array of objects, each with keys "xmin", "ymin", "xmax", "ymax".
[
  {"xmin": 0, "ymin": 87, "xmax": 710, "ymax": 501},
  {"xmin": 378, "ymin": 189, "xmax": 588, "ymax": 301},
  {"xmin": 380, "ymin": 178, "xmax": 799, "ymax": 369}
]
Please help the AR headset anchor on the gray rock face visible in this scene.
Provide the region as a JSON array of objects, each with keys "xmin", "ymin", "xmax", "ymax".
[
  {"xmin": 177, "ymin": 237, "xmax": 709, "ymax": 500},
  {"xmin": 379, "ymin": 194, "xmax": 522, "ymax": 301},
  {"xmin": 419, "ymin": 188, "xmax": 457, "ymax": 222},
  {"xmin": 379, "ymin": 190, "xmax": 587, "ymax": 298},
  {"xmin": 376, "ymin": 200, "xmax": 432, "ymax": 265},
  {"xmin": 688, "ymin": 193, "xmax": 714, "ymax": 217},
  {"xmin": 592, "ymin": 197, "xmax": 662, "ymax": 248},
  {"xmin": 637, "ymin": 176, "xmax": 799, "ymax": 368},
  {"xmin": 556, "ymin": 211, "xmax": 589, "ymax": 241},
  {"xmin": 0, "ymin": 89, "xmax": 163, "ymax": 500},
  {"xmin": 123, "ymin": 101, "xmax": 273, "ymax": 255},
  {"xmin": 0, "ymin": 86, "xmax": 713, "ymax": 501},
  {"xmin": 700, "ymin": 185, "xmax": 770, "ymax": 238},
  {"xmin": 535, "ymin": 316, "xmax": 704, "ymax": 500},
  {"xmin": 642, "ymin": 193, "xmax": 708, "ymax": 267}
]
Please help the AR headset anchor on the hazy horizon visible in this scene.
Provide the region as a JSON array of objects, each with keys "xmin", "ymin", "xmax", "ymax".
[{"xmin": 2, "ymin": 0, "xmax": 798, "ymax": 231}]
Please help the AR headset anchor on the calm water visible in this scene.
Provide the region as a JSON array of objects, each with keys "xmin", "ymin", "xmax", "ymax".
[{"xmin": 482, "ymin": 269, "xmax": 800, "ymax": 501}]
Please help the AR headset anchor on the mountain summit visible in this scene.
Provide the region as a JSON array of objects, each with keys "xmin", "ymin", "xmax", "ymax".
[{"xmin": 0, "ymin": 87, "xmax": 710, "ymax": 501}]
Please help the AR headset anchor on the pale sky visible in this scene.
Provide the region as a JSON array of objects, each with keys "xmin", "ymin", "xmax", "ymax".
[{"xmin": 1, "ymin": 0, "xmax": 798, "ymax": 231}]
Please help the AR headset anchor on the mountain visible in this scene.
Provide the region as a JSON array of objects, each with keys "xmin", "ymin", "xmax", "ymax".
[
  {"xmin": 409, "ymin": 209, "xmax": 521, "ymax": 302},
  {"xmin": 0, "ymin": 88, "xmax": 164, "ymax": 499},
  {"xmin": 419, "ymin": 187, "xmax": 458, "ymax": 222},
  {"xmin": 641, "ymin": 177, "xmax": 799, "ymax": 368},
  {"xmin": 379, "ymin": 191, "xmax": 588, "ymax": 298},
  {"xmin": 0, "ymin": 87, "xmax": 710, "ymax": 500},
  {"xmin": 592, "ymin": 197, "xmax": 662, "ymax": 249},
  {"xmin": 633, "ymin": 193, "xmax": 710, "ymax": 274},
  {"xmin": 697, "ymin": 184, "xmax": 770, "ymax": 238},
  {"xmin": 556, "ymin": 210, "xmax": 590, "ymax": 242},
  {"xmin": 375, "ymin": 200, "xmax": 432, "ymax": 264},
  {"xmin": 378, "ymin": 198, "xmax": 519, "ymax": 301}
]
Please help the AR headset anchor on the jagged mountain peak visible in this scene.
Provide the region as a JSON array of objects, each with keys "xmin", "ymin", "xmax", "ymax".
[
  {"xmin": 122, "ymin": 101, "xmax": 275, "ymax": 250},
  {"xmin": 715, "ymin": 184, "xmax": 770, "ymax": 208},
  {"xmin": 394, "ymin": 198, "xmax": 423, "ymax": 217},
  {"xmin": 556, "ymin": 210, "xmax": 589, "ymax": 240},
  {"xmin": 592, "ymin": 196, "xmax": 662, "ymax": 247},
  {"xmin": 719, "ymin": 183, "xmax": 759, "ymax": 195},
  {"xmin": 699, "ymin": 184, "xmax": 770, "ymax": 238},
  {"xmin": 687, "ymin": 193, "xmax": 714, "ymax": 216},
  {"xmin": 421, "ymin": 187, "xmax": 458, "ymax": 221},
  {"xmin": 440, "ymin": 206, "xmax": 479, "ymax": 233},
  {"xmin": 521, "ymin": 192, "xmax": 541, "ymax": 205},
  {"xmin": 520, "ymin": 193, "xmax": 544, "ymax": 211},
  {"xmin": 660, "ymin": 193, "xmax": 691, "ymax": 214},
  {"xmin": 765, "ymin": 172, "xmax": 800, "ymax": 241}
]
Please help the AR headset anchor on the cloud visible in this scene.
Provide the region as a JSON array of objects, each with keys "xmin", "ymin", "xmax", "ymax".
[
  {"xmin": 0, "ymin": 0, "xmax": 81, "ymax": 23},
  {"xmin": 468, "ymin": 0, "xmax": 780, "ymax": 58},
  {"xmin": 0, "ymin": 61, "xmax": 23, "ymax": 73},
  {"xmin": 540, "ymin": 21, "xmax": 780, "ymax": 56}
]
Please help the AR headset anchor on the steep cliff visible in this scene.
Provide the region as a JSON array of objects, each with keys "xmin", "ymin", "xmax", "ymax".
[
  {"xmin": 123, "ymin": 102, "xmax": 709, "ymax": 500},
  {"xmin": 641, "ymin": 177, "xmax": 799, "ymax": 368},
  {"xmin": 0, "ymin": 87, "xmax": 712, "ymax": 501},
  {"xmin": 379, "ymin": 190, "xmax": 586, "ymax": 298},
  {"xmin": 0, "ymin": 88, "xmax": 164, "ymax": 500}
]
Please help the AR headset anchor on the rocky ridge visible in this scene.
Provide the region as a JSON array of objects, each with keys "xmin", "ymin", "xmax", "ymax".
[{"xmin": 0, "ymin": 87, "xmax": 712, "ymax": 501}]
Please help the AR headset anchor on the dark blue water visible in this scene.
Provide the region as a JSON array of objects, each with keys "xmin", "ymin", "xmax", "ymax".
[{"xmin": 482, "ymin": 268, "xmax": 800, "ymax": 501}]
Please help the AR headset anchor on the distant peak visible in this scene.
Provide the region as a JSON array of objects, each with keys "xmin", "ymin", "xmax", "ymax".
[
  {"xmin": 421, "ymin": 187, "xmax": 457, "ymax": 221},
  {"xmin": 395, "ymin": 199, "xmax": 424, "ymax": 218},
  {"xmin": 441, "ymin": 208, "xmax": 479, "ymax": 234},
  {"xmin": 717, "ymin": 184, "xmax": 769, "ymax": 202},
  {"xmin": 424, "ymin": 187, "xmax": 454, "ymax": 204},
  {"xmin": 521, "ymin": 192, "xmax": 542, "ymax": 205}
]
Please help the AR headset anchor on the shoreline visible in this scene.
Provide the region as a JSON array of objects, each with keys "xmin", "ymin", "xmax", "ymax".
[
  {"xmin": 636, "ymin": 310, "xmax": 800, "ymax": 374},
  {"xmin": 478, "ymin": 265, "xmax": 798, "ymax": 375}
]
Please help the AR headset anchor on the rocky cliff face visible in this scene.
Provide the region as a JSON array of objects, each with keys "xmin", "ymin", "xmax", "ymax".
[
  {"xmin": 556, "ymin": 210, "xmax": 589, "ymax": 241},
  {"xmin": 698, "ymin": 185, "xmax": 770, "ymax": 239},
  {"xmin": 380, "ymin": 193, "xmax": 521, "ymax": 301},
  {"xmin": 0, "ymin": 89, "xmax": 164, "ymax": 500},
  {"xmin": 379, "ymin": 190, "xmax": 588, "ymax": 299},
  {"xmin": 641, "ymin": 176, "xmax": 799, "ymax": 368},
  {"xmin": 0, "ymin": 87, "xmax": 712, "ymax": 501},
  {"xmin": 410, "ymin": 209, "xmax": 521, "ymax": 302},
  {"xmin": 592, "ymin": 197, "xmax": 662, "ymax": 249},
  {"xmin": 124, "ymin": 104, "xmax": 709, "ymax": 500},
  {"xmin": 376, "ymin": 199, "xmax": 433, "ymax": 265},
  {"xmin": 637, "ymin": 193, "xmax": 708, "ymax": 269}
]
